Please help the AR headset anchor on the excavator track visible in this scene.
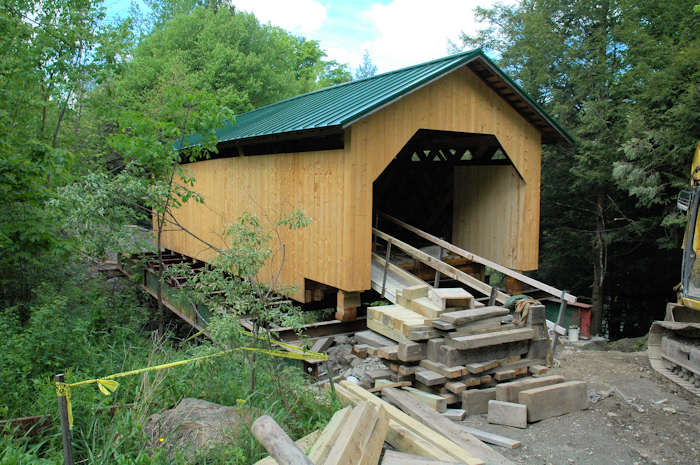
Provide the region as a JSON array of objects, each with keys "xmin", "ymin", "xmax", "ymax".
[{"xmin": 648, "ymin": 320, "xmax": 700, "ymax": 397}]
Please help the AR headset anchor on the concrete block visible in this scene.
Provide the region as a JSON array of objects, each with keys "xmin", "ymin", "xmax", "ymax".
[
  {"xmin": 496, "ymin": 375, "xmax": 565, "ymax": 403},
  {"xmin": 519, "ymin": 380, "xmax": 589, "ymax": 422},
  {"xmin": 487, "ymin": 400, "xmax": 527, "ymax": 428},
  {"xmin": 461, "ymin": 387, "xmax": 496, "ymax": 415}
]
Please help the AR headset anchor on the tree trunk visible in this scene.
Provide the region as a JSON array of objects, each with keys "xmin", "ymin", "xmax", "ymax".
[{"xmin": 590, "ymin": 193, "xmax": 607, "ymax": 336}]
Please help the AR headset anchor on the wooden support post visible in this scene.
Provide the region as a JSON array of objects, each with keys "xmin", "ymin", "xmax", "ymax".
[
  {"xmin": 55, "ymin": 374, "xmax": 75, "ymax": 465},
  {"xmin": 504, "ymin": 276, "xmax": 523, "ymax": 296},
  {"xmin": 336, "ymin": 290, "xmax": 360, "ymax": 322},
  {"xmin": 434, "ymin": 247, "xmax": 444, "ymax": 288},
  {"xmin": 551, "ymin": 290, "xmax": 568, "ymax": 356},
  {"xmin": 487, "ymin": 287, "xmax": 497, "ymax": 307},
  {"xmin": 382, "ymin": 242, "xmax": 392, "ymax": 297}
]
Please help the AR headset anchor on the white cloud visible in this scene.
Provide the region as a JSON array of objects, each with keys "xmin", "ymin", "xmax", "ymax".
[
  {"xmin": 360, "ymin": 0, "xmax": 501, "ymax": 72},
  {"xmin": 232, "ymin": 0, "xmax": 328, "ymax": 36}
]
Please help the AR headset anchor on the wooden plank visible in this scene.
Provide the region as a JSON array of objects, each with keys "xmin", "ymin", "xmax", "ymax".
[
  {"xmin": 415, "ymin": 368, "xmax": 447, "ymax": 386},
  {"xmin": 373, "ymin": 228, "xmax": 510, "ymax": 303},
  {"xmin": 441, "ymin": 408, "xmax": 466, "ymax": 421},
  {"xmin": 459, "ymin": 426, "xmax": 521, "ymax": 449},
  {"xmin": 311, "ymin": 337, "xmax": 334, "ymax": 353},
  {"xmin": 381, "ymin": 450, "xmax": 465, "ymax": 465},
  {"xmin": 382, "ymin": 387, "xmax": 516, "ymax": 465},
  {"xmin": 398, "ymin": 341, "xmax": 427, "ymax": 362},
  {"xmin": 420, "ymin": 360, "xmax": 467, "ymax": 379},
  {"xmin": 355, "ymin": 330, "xmax": 396, "ymax": 348},
  {"xmin": 447, "ymin": 328, "xmax": 535, "ymax": 350},
  {"xmin": 306, "ymin": 407, "xmax": 352, "ymax": 465},
  {"xmin": 429, "ymin": 288, "xmax": 474, "ymax": 310},
  {"xmin": 487, "ymin": 400, "xmax": 527, "ymax": 429},
  {"xmin": 385, "ymin": 421, "xmax": 464, "ymax": 463},
  {"xmin": 377, "ymin": 213, "xmax": 575, "ymax": 303},
  {"xmin": 369, "ymin": 380, "xmax": 411, "ymax": 393},
  {"xmin": 439, "ymin": 307, "xmax": 509, "ymax": 326},
  {"xmin": 465, "ymin": 361, "xmax": 499, "ymax": 375},
  {"xmin": 518, "ymin": 381, "xmax": 589, "ymax": 422},
  {"xmin": 334, "ymin": 381, "xmax": 484, "ymax": 465},
  {"xmin": 496, "ymin": 375, "xmax": 565, "ymax": 403},
  {"xmin": 402, "ymin": 386, "xmax": 448, "ymax": 412},
  {"xmin": 324, "ymin": 401, "xmax": 387, "ymax": 465}
]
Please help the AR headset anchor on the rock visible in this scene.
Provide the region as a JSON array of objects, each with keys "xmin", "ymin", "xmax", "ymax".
[
  {"xmin": 145, "ymin": 398, "xmax": 251, "ymax": 458},
  {"xmin": 334, "ymin": 335, "xmax": 351, "ymax": 345}
]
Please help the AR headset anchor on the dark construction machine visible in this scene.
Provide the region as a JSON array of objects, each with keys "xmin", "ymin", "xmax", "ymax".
[{"xmin": 648, "ymin": 142, "xmax": 700, "ymax": 396}]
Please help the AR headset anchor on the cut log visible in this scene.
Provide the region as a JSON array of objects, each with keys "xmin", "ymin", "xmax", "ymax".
[
  {"xmin": 381, "ymin": 387, "xmax": 516, "ymax": 465},
  {"xmin": 253, "ymin": 430, "xmax": 321, "ymax": 465},
  {"xmin": 250, "ymin": 415, "xmax": 314, "ymax": 465},
  {"xmin": 447, "ymin": 328, "xmax": 535, "ymax": 350}
]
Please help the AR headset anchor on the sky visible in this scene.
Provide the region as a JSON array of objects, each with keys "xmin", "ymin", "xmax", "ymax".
[{"xmin": 105, "ymin": 0, "xmax": 505, "ymax": 73}]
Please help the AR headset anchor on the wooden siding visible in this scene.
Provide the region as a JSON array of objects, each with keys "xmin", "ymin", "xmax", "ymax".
[
  {"xmin": 349, "ymin": 66, "xmax": 541, "ymax": 273},
  {"xmin": 161, "ymin": 64, "xmax": 542, "ymax": 301}
]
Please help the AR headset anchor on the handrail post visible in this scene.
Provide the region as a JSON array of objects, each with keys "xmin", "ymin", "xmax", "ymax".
[
  {"xmin": 382, "ymin": 241, "xmax": 392, "ymax": 297},
  {"xmin": 550, "ymin": 290, "xmax": 568, "ymax": 356},
  {"xmin": 433, "ymin": 246, "xmax": 444, "ymax": 288}
]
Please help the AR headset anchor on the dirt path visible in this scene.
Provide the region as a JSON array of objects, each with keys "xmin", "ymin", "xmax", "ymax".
[{"xmin": 460, "ymin": 346, "xmax": 699, "ymax": 465}]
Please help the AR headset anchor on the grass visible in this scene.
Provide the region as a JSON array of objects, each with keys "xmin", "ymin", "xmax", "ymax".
[{"xmin": 0, "ymin": 271, "xmax": 341, "ymax": 464}]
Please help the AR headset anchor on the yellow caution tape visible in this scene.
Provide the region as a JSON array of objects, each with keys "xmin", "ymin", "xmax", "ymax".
[{"xmin": 55, "ymin": 339, "xmax": 327, "ymax": 430}]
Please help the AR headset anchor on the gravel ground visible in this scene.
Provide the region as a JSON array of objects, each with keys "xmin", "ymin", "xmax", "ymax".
[{"xmin": 460, "ymin": 345, "xmax": 699, "ymax": 465}]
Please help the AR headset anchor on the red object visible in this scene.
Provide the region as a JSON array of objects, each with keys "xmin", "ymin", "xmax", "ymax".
[{"xmin": 578, "ymin": 308, "xmax": 591, "ymax": 339}]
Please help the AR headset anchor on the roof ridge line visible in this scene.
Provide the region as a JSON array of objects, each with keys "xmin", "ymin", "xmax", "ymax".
[{"xmin": 235, "ymin": 48, "xmax": 483, "ymax": 119}]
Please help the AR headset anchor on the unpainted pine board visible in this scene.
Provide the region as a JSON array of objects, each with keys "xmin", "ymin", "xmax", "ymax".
[
  {"xmin": 323, "ymin": 401, "xmax": 379, "ymax": 465},
  {"xmin": 402, "ymin": 386, "xmax": 448, "ymax": 412},
  {"xmin": 306, "ymin": 407, "xmax": 353, "ymax": 464},
  {"xmin": 459, "ymin": 425, "xmax": 521, "ymax": 449},
  {"xmin": 381, "ymin": 450, "xmax": 465, "ymax": 465},
  {"xmin": 447, "ymin": 328, "xmax": 535, "ymax": 350},
  {"xmin": 358, "ymin": 405, "xmax": 389, "ymax": 465},
  {"xmin": 409, "ymin": 297, "xmax": 447, "ymax": 319},
  {"xmin": 429, "ymin": 288, "xmax": 474, "ymax": 310},
  {"xmin": 441, "ymin": 408, "xmax": 466, "ymax": 421},
  {"xmin": 385, "ymin": 421, "xmax": 463, "ymax": 463},
  {"xmin": 334, "ymin": 381, "xmax": 484, "ymax": 465},
  {"xmin": 439, "ymin": 307, "xmax": 510, "ymax": 326},
  {"xmin": 381, "ymin": 387, "xmax": 516, "ymax": 465}
]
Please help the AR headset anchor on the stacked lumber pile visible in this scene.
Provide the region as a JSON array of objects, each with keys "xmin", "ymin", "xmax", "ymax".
[{"xmin": 355, "ymin": 285, "xmax": 552, "ymax": 415}]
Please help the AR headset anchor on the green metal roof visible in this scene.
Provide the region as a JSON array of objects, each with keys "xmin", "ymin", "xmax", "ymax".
[{"xmin": 202, "ymin": 49, "xmax": 572, "ymax": 147}]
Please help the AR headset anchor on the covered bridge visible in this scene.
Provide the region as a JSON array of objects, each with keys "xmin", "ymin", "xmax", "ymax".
[{"xmin": 162, "ymin": 49, "xmax": 572, "ymax": 313}]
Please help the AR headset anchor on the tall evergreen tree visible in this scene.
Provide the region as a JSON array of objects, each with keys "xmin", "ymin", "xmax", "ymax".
[
  {"xmin": 460, "ymin": 0, "xmax": 699, "ymax": 336},
  {"xmin": 355, "ymin": 49, "xmax": 378, "ymax": 79}
]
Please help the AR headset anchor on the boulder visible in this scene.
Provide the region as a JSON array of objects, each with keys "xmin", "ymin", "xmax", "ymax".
[{"xmin": 145, "ymin": 398, "xmax": 250, "ymax": 458}]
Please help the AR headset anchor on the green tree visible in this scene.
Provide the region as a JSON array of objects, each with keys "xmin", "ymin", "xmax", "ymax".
[
  {"xmin": 460, "ymin": 0, "xmax": 699, "ymax": 336},
  {"xmin": 354, "ymin": 49, "xmax": 378, "ymax": 79}
]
